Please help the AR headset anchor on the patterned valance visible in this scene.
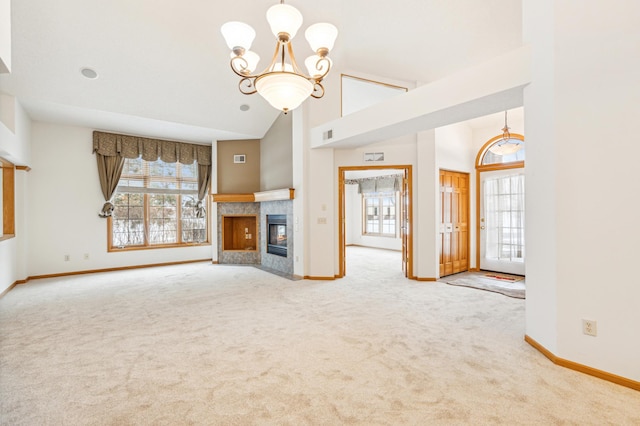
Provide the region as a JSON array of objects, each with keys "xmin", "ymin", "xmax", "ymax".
[
  {"xmin": 345, "ymin": 174, "xmax": 403, "ymax": 194},
  {"xmin": 92, "ymin": 131, "xmax": 212, "ymax": 166}
]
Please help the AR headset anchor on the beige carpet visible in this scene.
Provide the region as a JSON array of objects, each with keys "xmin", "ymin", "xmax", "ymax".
[
  {"xmin": 1, "ymin": 246, "xmax": 638, "ymax": 425},
  {"xmin": 442, "ymin": 271, "xmax": 526, "ymax": 299}
]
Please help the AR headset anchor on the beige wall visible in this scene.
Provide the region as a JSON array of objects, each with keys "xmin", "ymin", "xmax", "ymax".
[
  {"xmin": 217, "ymin": 139, "xmax": 260, "ymax": 193},
  {"xmin": 260, "ymin": 113, "xmax": 292, "ymax": 191}
]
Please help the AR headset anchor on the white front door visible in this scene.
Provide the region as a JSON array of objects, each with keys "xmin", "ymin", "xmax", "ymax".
[{"xmin": 480, "ymin": 169, "xmax": 525, "ymax": 275}]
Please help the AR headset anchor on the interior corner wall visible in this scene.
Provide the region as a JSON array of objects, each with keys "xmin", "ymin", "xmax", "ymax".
[
  {"xmin": 524, "ymin": 0, "xmax": 640, "ymax": 381},
  {"xmin": 415, "ymin": 129, "xmax": 438, "ymax": 280},
  {"xmin": 260, "ymin": 113, "xmax": 293, "ymax": 191},
  {"xmin": 216, "ymin": 139, "xmax": 260, "ymax": 193},
  {"xmin": 26, "ymin": 122, "xmax": 211, "ymax": 277},
  {"xmin": 291, "ymin": 106, "xmax": 307, "ymax": 278},
  {"xmin": 210, "ymin": 140, "xmax": 218, "ymax": 263}
]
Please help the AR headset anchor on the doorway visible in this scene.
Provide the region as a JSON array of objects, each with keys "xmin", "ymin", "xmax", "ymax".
[
  {"xmin": 475, "ymin": 133, "xmax": 525, "ymax": 276},
  {"xmin": 479, "ymin": 169, "xmax": 525, "ymax": 275},
  {"xmin": 338, "ymin": 165, "xmax": 413, "ymax": 279}
]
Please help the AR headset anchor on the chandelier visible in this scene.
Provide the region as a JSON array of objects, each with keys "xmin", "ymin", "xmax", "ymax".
[
  {"xmin": 221, "ymin": 0, "xmax": 338, "ymax": 113},
  {"xmin": 488, "ymin": 110, "xmax": 523, "ymax": 156}
]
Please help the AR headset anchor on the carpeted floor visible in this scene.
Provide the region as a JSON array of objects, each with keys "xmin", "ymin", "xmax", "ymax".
[{"xmin": 0, "ymin": 246, "xmax": 638, "ymax": 425}]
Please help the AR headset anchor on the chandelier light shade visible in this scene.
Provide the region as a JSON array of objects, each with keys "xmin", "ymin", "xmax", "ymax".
[
  {"xmin": 221, "ymin": 0, "xmax": 338, "ymax": 113},
  {"xmin": 488, "ymin": 111, "xmax": 524, "ymax": 155},
  {"xmin": 220, "ymin": 21, "xmax": 256, "ymax": 52}
]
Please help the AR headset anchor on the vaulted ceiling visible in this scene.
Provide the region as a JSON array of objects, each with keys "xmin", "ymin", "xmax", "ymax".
[{"xmin": 0, "ymin": 0, "xmax": 523, "ymax": 143}]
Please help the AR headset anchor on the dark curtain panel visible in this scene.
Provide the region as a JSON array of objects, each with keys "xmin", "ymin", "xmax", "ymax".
[
  {"xmin": 196, "ymin": 164, "xmax": 212, "ymax": 218},
  {"xmin": 96, "ymin": 153, "xmax": 124, "ymax": 217}
]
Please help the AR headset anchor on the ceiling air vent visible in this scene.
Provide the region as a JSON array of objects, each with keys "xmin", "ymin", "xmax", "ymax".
[{"xmin": 323, "ymin": 129, "xmax": 333, "ymax": 140}]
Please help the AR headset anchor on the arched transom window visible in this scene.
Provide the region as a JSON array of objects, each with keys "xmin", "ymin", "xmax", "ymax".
[{"xmin": 478, "ymin": 134, "xmax": 525, "ymax": 167}]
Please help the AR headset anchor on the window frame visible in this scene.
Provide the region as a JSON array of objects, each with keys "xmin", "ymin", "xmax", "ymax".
[
  {"xmin": 107, "ymin": 158, "xmax": 210, "ymax": 252},
  {"xmin": 361, "ymin": 191, "xmax": 399, "ymax": 238}
]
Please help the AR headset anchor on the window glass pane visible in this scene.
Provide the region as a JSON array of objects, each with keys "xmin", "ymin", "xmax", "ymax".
[
  {"xmin": 181, "ymin": 195, "xmax": 206, "ymax": 243},
  {"xmin": 481, "ymin": 138, "xmax": 525, "ymax": 165},
  {"xmin": 362, "ymin": 192, "xmax": 397, "ymax": 237},
  {"xmin": 181, "ymin": 163, "xmax": 197, "ymax": 179},
  {"xmin": 113, "ymin": 158, "xmax": 207, "ymax": 248}
]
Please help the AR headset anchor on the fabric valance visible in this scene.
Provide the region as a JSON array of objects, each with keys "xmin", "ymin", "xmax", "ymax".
[
  {"xmin": 92, "ymin": 131, "xmax": 212, "ymax": 166},
  {"xmin": 344, "ymin": 174, "xmax": 403, "ymax": 194}
]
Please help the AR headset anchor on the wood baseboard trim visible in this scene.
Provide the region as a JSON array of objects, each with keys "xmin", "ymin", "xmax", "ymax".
[
  {"xmin": 0, "ymin": 281, "xmax": 20, "ymax": 299},
  {"xmin": 524, "ymin": 335, "xmax": 640, "ymax": 391},
  {"xmin": 211, "ymin": 260, "xmax": 219, "ymax": 264},
  {"xmin": 303, "ymin": 276, "xmax": 336, "ymax": 281},
  {"xmin": 27, "ymin": 259, "xmax": 212, "ymax": 281},
  {"xmin": 415, "ymin": 277, "xmax": 437, "ymax": 282}
]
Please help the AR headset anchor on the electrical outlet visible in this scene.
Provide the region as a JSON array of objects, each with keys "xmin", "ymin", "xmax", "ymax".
[
  {"xmin": 582, "ymin": 319, "xmax": 597, "ymax": 337},
  {"xmin": 64, "ymin": 254, "xmax": 70, "ymax": 261}
]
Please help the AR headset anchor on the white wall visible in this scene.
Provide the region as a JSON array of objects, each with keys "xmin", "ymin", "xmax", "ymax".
[
  {"xmin": 0, "ymin": 0, "xmax": 10, "ymax": 73},
  {"xmin": 27, "ymin": 122, "xmax": 211, "ymax": 277},
  {"xmin": 0, "ymin": 99, "xmax": 31, "ymax": 294},
  {"xmin": 524, "ymin": 0, "xmax": 640, "ymax": 381}
]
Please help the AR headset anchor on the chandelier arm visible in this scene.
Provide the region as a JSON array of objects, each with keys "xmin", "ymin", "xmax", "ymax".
[
  {"xmin": 238, "ymin": 76, "xmax": 258, "ymax": 95},
  {"xmin": 286, "ymin": 42, "xmax": 306, "ymax": 76},
  {"xmin": 261, "ymin": 41, "xmax": 284, "ymax": 74},
  {"xmin": 230, "ymin": 56, "xmax": 255, "ymax": 78},
  {"xmin": 310, "ymin": 81, "xmax": 325, "ymax": 99},
  {"xmin": 313, "ymin": 56, "xmax": 332, "ymax": 81}
]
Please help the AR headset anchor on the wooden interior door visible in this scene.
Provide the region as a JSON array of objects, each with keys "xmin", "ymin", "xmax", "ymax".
[{"xmin": 439, "ymin": 170, "xmax": 469, "ymax": 277}]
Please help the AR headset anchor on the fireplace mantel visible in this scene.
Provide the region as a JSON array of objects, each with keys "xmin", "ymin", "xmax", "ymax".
[{"xmin": 212, "ymin": 188, "xmax": 294, "ymax": 203}]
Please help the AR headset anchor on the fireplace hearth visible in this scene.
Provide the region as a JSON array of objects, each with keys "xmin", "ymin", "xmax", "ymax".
[{"xmin": 267, "ymin": 214, "xmax": 287, "ymax": 257}]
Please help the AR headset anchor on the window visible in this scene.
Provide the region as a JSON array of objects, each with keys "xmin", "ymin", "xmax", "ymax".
[
  {"xmin": 363, "ymin": 192, "xmax": 397, "ymax": 237},
  {"xmin": 480, "ymin": 136, "xmax": 525, "ymax": 166},
  {"xmin": 110, "ymin": 157, "xmax": 207, "ymax": 249}
]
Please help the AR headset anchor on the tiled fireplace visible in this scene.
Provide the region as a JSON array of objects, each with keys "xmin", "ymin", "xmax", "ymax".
[{"xmin": 216, "ymin": 195, "xmax": 294, "ymax": 277}]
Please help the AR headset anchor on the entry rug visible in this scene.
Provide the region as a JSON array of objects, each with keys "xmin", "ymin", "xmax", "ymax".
[{"xmin": 443, "ymin": 273, "xmax": 525, "ymax": 299}]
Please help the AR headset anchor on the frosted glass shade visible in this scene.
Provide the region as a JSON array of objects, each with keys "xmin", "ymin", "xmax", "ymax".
[
  {"xmin": 488, "ymin": 139, "xmax": 523, "ymax": 155},
  {"xmin": 231, "ymin": 50, "xmax": 260, "ymax": 74},
  {"xmin": 221, "ymin": 21, "xmax": 256, "ymax": 50},
  {"xmin": 266, "ymin": 4, "xmax": 303, "ymax": 40},
  {"xmin": 255, "ymin": 72, "xmax": 314, "ymax": 111},
  {"xmin": 305, "ymin": 55, "xmax": 332, "ymax": 77},
  {"xmin": 305, "ymin": 23, "xmax": 338, "ymax": 53}
]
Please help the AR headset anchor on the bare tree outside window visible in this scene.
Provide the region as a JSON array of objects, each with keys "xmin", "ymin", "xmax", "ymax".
[{"xmin": 111, "ymin": 158, "xmax": 207, "ymax": 249}]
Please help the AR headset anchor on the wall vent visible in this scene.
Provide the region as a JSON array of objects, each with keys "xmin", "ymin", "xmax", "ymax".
[
  {"xmin": 323, "ymin": 129, "xmax": 333, "ymax": 140},
  {"xmin": 233, "ymin": 154, "xmax": 246, "ymax": 164}
]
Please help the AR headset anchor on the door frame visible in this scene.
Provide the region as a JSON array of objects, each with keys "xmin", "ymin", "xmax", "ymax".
[
  {"xmin": 338, "ymin": 165, "xmax": 414, "ymax": 279},
  {"xmin": 475, "ymin": 134, "xmax": 525, "ymax": 271}
]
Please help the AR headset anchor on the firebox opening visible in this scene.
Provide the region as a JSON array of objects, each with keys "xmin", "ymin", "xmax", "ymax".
[{"xmin": 267, "ymin": 214, "xmax": 287, "ymax": 257}]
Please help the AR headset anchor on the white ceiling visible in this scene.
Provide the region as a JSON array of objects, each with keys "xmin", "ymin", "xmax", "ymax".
[{"xmin": 0, "ymin": 0, "xmax": 523, "ymax": 144}]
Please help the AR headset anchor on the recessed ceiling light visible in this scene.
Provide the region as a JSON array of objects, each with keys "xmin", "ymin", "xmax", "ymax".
[
  {"xmin": 80, "ymin": 67, "xmax": 98, "ymax": 79},
  {"xmin": 240, "ymin": 104, "xmax": 250, "ymax": 112}
]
